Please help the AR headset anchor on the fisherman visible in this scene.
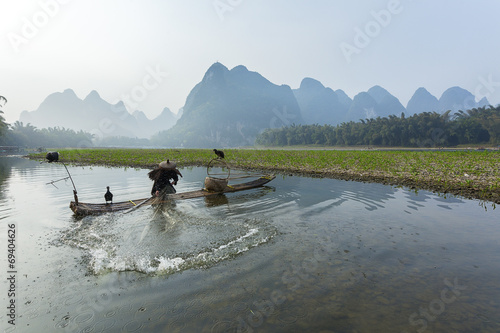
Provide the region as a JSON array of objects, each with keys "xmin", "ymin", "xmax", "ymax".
[{"xmin": 148, "ymin": 159, "xmax": 183, "ymax": 197}]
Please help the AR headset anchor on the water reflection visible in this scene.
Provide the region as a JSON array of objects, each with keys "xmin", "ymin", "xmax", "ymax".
[
  {"xmin": 0, "ymin": 158, "xmax": 11, "ymax": 185},
  {"xmin": 0, "ymin": 156, "xmax": 37, "ymax": 186},
  {"xmin": 282, "ymin": 175, "xmax": 397, "ymax": 213},
  {"xmin": 204, "ymin": 193, "xmax": 229, "ymax": 207},
  {"xmin": 1, "ymin": 156, "xmax": 499, "ymax": 332}
]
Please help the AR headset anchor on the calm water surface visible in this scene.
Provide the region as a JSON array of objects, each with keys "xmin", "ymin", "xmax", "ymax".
[{"xmin": 0, "ymin": 156, "xmax": 499, "ymax": 332}]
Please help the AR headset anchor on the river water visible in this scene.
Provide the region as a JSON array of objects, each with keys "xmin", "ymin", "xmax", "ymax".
[{"xmin": 0, "ymin": 156, "xmax": 499, "ymax": 332}]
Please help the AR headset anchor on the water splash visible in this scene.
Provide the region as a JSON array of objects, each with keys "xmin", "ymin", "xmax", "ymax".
[{"xmin": 59, "ymin": 208, "xmax": 277, "ymax": 275}]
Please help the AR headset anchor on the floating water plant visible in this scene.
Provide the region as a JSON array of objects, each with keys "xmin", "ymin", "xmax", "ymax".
[{"xmin": 29, "ymin": 148, "xmax": 500, "ymax": 204}]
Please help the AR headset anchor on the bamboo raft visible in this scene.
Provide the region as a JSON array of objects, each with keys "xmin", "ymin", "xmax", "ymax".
[{"xmin": 69, "ymin": 174, "xmax": 276, "ymax": 216}]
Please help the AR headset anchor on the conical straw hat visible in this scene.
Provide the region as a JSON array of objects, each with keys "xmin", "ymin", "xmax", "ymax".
[{"xmin": 159, "ymin": 160, "xmax": 176, "ymax": 169}]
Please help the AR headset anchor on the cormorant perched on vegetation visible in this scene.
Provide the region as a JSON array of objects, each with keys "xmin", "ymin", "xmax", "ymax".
[
  {"xmin": 104, "ymin": 186, "xmax": 113, "ymax": 204},
  {"xmin": 45, "ymin": 151, "xmax": 59, "ymax": 163},
  {"xmin": 213, "ymin": 149, "xmax": 225, "ymax": 159}
]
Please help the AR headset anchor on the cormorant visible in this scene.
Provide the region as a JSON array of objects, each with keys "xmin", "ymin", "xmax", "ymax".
[
  {"xmin": 104, "ymin": 186, "xmax": 113, "ymax": 204},
  {"xmin": 46, "ymin": 151, "xmax": 59, "ymax": 163},
  {"xmin": 213, "ymin": 149, "xmax": 225, "ymax": 159}
]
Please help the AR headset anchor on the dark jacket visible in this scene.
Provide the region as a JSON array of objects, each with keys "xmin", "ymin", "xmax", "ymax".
[{"xmin": 148, "ymin": 168, "xmax": 179, "ymax": 196}]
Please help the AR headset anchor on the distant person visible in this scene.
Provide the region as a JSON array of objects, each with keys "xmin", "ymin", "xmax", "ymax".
[{"xmin": 148, "ymin": 159, "xmax": 182, "ymax": 197}]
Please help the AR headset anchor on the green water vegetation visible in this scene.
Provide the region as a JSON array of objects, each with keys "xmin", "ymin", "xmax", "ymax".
[{"xmin": 29, "ymin": 148, "xmax": 500, "ymax": 204}]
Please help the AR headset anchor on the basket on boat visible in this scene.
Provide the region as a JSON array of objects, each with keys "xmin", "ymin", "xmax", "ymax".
[{"xmin": 204, "ymin": 177, "xmax": 228, "ymax": 192}]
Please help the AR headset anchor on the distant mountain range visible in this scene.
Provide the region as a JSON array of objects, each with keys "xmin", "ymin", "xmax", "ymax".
[
  {"xmin": 19, "ymin": 89, "xmax": 178, "ymax": 139},
  {"xmin": 156, "ymin": 63, "xmax": 490, "ymax": 147},
  {"xmin": 293, "ymin": 78, "xmax": 490, "ymax": 124},
  {"xmin": 153, "ymin": 63, "xmax": 302, "ymax": 147},
  {"xmin": 20, "ymin": 62, "xmax": 492, "ymax": 146}
]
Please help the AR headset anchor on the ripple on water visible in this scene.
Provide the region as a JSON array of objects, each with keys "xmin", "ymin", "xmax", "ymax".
[
  {"xmin": 59, "ymin": 206, "xmax": 278, "ymax": 275},
  {"xmin": 0, "ymin": 198, "xmax": 13, "ymax": 221}
]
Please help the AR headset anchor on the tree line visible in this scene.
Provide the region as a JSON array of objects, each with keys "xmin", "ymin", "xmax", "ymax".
[
  {"xmin": 0, "ymin": 121, "xmax": 94, "ymax": 148},
  {"xmin": 1, "ymin": 95, "xmax": 499, "ymax": 149},
  {"xmin": 0, "ymin": 96, "xmax": 8, "ymax": 138},
  {"xmin": 256, "ymin": 106, "xmax": 500, "ymax": 147}
]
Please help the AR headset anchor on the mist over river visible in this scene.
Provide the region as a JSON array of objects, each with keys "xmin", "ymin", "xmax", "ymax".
[{"xmin": 0, "ymin": 156, "xmax": 499, "ymax": 332}]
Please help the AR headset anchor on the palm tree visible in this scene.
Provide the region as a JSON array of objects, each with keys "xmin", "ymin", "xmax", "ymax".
[
  {"xmin": 11, "ymin": 121, "xmax": 25, "ymax": 131},
  {"xmin": 0, "ymin": 95, "xmax": 7, "ymax": 136}
]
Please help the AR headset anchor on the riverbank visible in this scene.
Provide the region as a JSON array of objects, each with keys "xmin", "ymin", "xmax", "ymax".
[{"xmin": 28, "ymin": 148, "xmax": 500, "ymax": 204}]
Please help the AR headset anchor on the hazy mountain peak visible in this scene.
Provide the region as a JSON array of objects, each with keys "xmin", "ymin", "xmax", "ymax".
[
  {"xmin": 84, "ymin": 90, "xmax": 102, "ymax": 101},
  {"xmin": 293, "ymin": 78, "xmax": 346, "ymax": 125},
  {"xmin": 133, "ymin": 110, "xmax": 149, "ymax": 121},
  {"xmin": 43, "ymin": 89, "xmax": 80, "ymax": 105},
  {"xmin": 152, "ymin": 107, "xmax": 176, "ymax": 122},
  {"xmin": 113, "ymin": 100, "xmax": 126, "ymax": 108},
  {"xmin": 210, "ymin": 61, "xmax": 228, "ymax": 70},
  {"xmin": 439, "ymin": 86, "xmax": 476, "ymax": 112},
  {"xmin": 367, "ymin": 85, "xmax": 392, "ymax": 104},
  {"xmin": 149, "ymin": 107, "xmax": 177, "ymax": 134},
  {"xmin": 203, "ymin": 62, "xmax": 229, "ymax": 82},
  {"xmin": 231, "ymin": 65, "xmax": 248, "ymax": 73},
  {"xmin": 414, "ymin": 87, "xmax": 431, "ymax": 94},
  {"xmin": 353, "ymin": 91, "xmax": 377, "ymax": 102},
  {"xmin": 299, "ymin": 77, "xmax": 325, "ymax": 91},
  {"xmin": 441, "ymin": 86, "xmax": 471, "ymax": 99},
  {"xmin": 160, "ymin": 63, "xmax": 302, "ymax": 147},
  {"xmin": 411, "ymin": 87, "xmax": 436, "ymax": 101},
  {"xmin": 346, "ymin": 92, "xmax": 378, "ymax": 121},
  {"xmin": 19, "ymin": 88, "xmax": 176, "ymax": 139},
  {"xmin": 406, "ymin": 87, "xmax": 439, "ymax": 115},
  {"xmin": 335, "ymin": 89, "xmax": 352, "ymax": 107},
  {"xmin": 62, "ymin": 88, "xmax": 78, "ymax": 98},
  {"xmin": 477, "ymin": 97, "xmax": 490, "ymax": 107}
]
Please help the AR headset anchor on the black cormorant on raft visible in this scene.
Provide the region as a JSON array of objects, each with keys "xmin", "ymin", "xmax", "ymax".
[
  {"xmin": 104, "ymin": 186, "xmax": 113, "ymax": 204},
  {"xmin": 69, "ymin": 174, "xmax": 276, "ymax": 216},
  {"xmin": 213, "ymin": 149, "xmax": 225, "ymax": 159}
]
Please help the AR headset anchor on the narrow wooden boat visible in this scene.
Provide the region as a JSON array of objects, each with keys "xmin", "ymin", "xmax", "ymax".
[{"xmin": 69, "ymin": 174, "xmax": 276, "ymax": 216}]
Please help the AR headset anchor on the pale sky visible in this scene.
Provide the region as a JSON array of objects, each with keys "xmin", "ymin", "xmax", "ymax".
[{"xmin": 1, "ymin": 0, "xmax": 500, "ymax": 123}]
